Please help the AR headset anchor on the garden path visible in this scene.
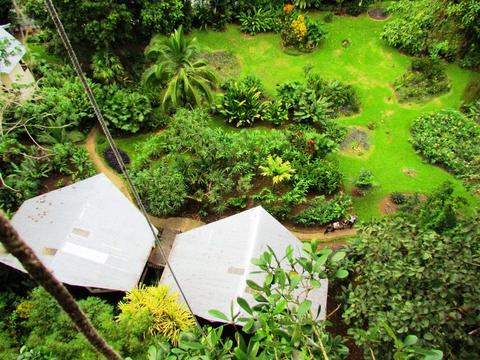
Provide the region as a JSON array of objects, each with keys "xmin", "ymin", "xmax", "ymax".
[{"xmin": 85, "ymin": 125, "xmax": 132, "ymax": 201}]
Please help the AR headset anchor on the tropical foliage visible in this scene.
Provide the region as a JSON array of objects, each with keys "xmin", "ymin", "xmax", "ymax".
[
  {"xmin": 344, "ymin": 192, "xmax": 480, "ymax": 358},
  {"xmin": 143, "ymin": 26, "xmax": 217, "ymax": 112},
  {"xmin": 382, "ymin": 0, "xmax": 480, "ymax": 68},
  {"xmin": 411, "ymin": 110, "xmax": 480, "ymax": 192},
  {"xmin": 118, "ymin": 285, "xmax": 195, "ymax": 345}
]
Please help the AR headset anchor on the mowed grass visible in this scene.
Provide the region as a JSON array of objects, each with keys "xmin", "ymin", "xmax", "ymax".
[{"xmin": 191, "ymin": 13, "xmax": 479, "ymax": 220}]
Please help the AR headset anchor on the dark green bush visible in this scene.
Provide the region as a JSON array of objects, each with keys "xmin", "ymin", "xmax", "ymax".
[
  {"xmin": 390, "ymin": 192, "xmax": 407, "ymax": 205},
  {"xmin": 344, "ymin": 212, "xmax": 480, "ymax": 358},
  {"xmin": 394, "ymin": 58, "xmax": 450, "ymax": 102},
  {"xmin": 307, "ymin": 73, "xmax": 360, "ymax": 116},
  {"xmin": 411, "ymin": 110, "xmax": 480, "ymax": 191},
  {"xmin": 133, "ymin": 162, "xmax": 187, "ymax": 217},
  {"xmin": 140, "ymin": 0, "xmax": 184, "ymax": 36},
  {"xmin": 355, "ymin": 169, "xmax": 377, "ymax": 190},
  {"xmin": 97, "ymin": 85, "xmax": 153, "ymax": 133},
  {"xmin": 298, "ymin": 159, "xmax": 343, "ymax": 195}
]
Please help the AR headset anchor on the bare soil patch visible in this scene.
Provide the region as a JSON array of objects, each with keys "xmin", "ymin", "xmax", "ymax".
[
  {"xmin": 40, "ymin": 174, "xmax": 72, "ymax": 194},
  {"xmin": 368, "ymin": 8, "xmax": 389, "ymax": 20},
  {"xmin": 341, "ymin": 127, "xmax": 371, "ymax": 157},
  {"xmin": 403, "ymin": 168, "xmax": 417, "ymax": 177},
  {"xmin": 379, "ymin": 196, "xmax": 399, "ymax": 215}
]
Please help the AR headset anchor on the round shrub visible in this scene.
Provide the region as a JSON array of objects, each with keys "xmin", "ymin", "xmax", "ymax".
[{"xmin": 133, "ymin": 163, "xmax": 187, "ymax": 217}]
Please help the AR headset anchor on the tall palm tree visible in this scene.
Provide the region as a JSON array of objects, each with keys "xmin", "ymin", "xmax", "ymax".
[{"xmin": 143, "ymin": 26, "xmax": 217, "ymax": 112}]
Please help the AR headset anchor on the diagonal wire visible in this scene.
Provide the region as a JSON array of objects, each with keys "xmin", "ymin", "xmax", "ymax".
[{"xmin": 43, "ymin": 0, "xmax": 203, "ymax": 331}]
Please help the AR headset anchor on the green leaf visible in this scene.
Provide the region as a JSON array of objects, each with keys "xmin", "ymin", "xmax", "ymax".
[
  {"xmin": 423, "ymin": 350, "xmax": 444, "ymax": 360},
  {"xmin": 208, "ymin": 309, "xmax": 229, "ymax": 321},
  {"xmin": 246, "ymin": 279, "xmax": 263, "ymax": 292},
  {"xmin": 289, "ymin": 274, "xmax": 302, "ymax": 290},
  {"xmin": 237, "ymin": 297, "xmax": 253, "ymax": 315},
  {"xmin": 334, "ymin": 269, "xmax": 349, "ymax": 279},
  {"xmin": 234, "ymin": 347, "xmax": 249, "ymax": 360},
  {"xmin": 331, "ymin": 251, "xmax": 346, "ymax": 263},
  {"xmin": 403, "ymin": 335, "xmax": 418, "ymax": 346},
  {"xmin": 297, "ymin": 299, "xmax": 312, "ymax": 317},
  {"xmin": 274, "ymin": 299, "xmax": 287, "ymax": 315},
  {"xmin": 310, "ymin": 279, "xmax": 322, "ymax": 288},
  {"xmin": 314, "ymin": 254, "xmax": 329, "ymax": 272}
]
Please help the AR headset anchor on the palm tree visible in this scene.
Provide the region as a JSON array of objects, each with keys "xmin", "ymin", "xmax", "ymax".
[{"xmin": 143, "ymin": 26, "xmax": 217, "ymax": 112}]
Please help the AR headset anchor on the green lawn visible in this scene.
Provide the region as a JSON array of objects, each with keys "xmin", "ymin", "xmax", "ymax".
[{"xmin": 189, "ymin": 13, "xmax": 478, "ymax": 220}]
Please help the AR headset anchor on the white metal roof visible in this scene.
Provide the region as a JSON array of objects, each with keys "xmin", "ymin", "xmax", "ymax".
[
  {"xmin": 0, "ymin": 27, "xmax": 25, "ymax": 74},
  {"xmin": 0, "ymin": 174, "xmax": 156, "ymax": 291},
  {"xmin": 160, "ymin": 206, "xmax": 328, "ymax": 323}
]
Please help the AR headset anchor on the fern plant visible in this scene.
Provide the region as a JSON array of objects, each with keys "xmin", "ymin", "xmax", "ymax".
[{"xmin": 259, "ymin": 155, "xmax": 295, "ymax": 185}]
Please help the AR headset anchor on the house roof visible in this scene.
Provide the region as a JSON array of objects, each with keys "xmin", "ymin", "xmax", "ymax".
[
  {"xmin": 0, "ymin": 174, "xmax": 156, "ymax": 291},
  {"xmin": 160, "ymin": 206, "xmax": 328, "ymax": 323},
  {"xmin": 0, "ymin": 27, "xmax": 25, "ymax": 74}
]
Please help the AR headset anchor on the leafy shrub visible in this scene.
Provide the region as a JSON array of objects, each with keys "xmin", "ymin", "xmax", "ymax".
[
  {"xmin": 345, "ymin": 1, "xmax": 369, "ymax": 16},
  {"xmin": 263, "ymin": 100, "xmax": 288, "ymax": 126},
  {"xmin": 259, "ymin": 155, "xmax": 296, "ymax": 185},
  {"xmin": 355, "ymin": 169, "xmax": 377, "ymax": 190},
  {"xmin": 13, "ymin": 76, "xmax": 95, "ymax": 138},
  {"xmin": 140, "ymin": 0, "xmax": 184, "ymax": 36},
  {"xmin": 323, "ymin": 12, "xmax": 334, "ymax": 23},
  {"xmin": 118, "ymin": 285, "xmax": 195, "ymax": 346},
  {"xmin": 380, "ymin": 0, "xmax": 479, "ymax": 66},
  {"xmin": 91, "ymin": 51, "xmax": 126, "ymax": 85},
  {"xmin": 344, "ymin": 213, "xmax": 480, "ymax": 358},
  {"xmin": 307, "ymin": 73, "xmax": 360, "ymax": 116},
  {"xmin": 305, "ymin": 18, "xmax": 328, "ymax": 49},
  {"xmin": 133, "ymin": 163, "xmax": 187, "ymax": 217},
  {"xmin": 97, "ymin": 85, "xmax": 152, "ymax": 133},
  {"xmin": 390, "ymin": 192, "xmax": 407, "ymax": 205},
  {"xmin": 461, "ymin": 99, "xmax": 480, "ymax": 123},
  {"xmin": 103, "ymin": 147, "xmax": 131, "ymax": 173},
  {"xmin": 217, "ymin": 80, "xmax": 266, "ymax": 127},
  {"xmin": 239, "ymin": 7, "xmax": 279, "ymax": 35},
  {"xmin": 294, "ymin": 91, "xmax": 332, "ymax": 127},
  {"xmin": 298, "ymin": 159, "xmax": 343, "ymax": 195},
  {"xmin": 411, "ymin": 110, "xmax": 480, "ymax": 191},
  {"xmin": 394, "ymin": 58, "xmax": 450, "ymax": 102},
  {"xmin": 293, "ymin": 193, "xmax": 352, "ymax": 226},
  {"xmin": 22, "ymin": 287, "xmax": 116, "ymax": 359}
]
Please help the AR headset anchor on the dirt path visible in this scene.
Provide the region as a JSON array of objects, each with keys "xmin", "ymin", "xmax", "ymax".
[
  {"xmin": 85, "ymin": 126, "xmax": 356, "ymax": 243},
  {"xmin": 288, "ymin": 227, "xmax": 356, "ymax": 242},
  {"xmin": 85, "ymin": 126, "xmax": 133, "ymax": 201}
]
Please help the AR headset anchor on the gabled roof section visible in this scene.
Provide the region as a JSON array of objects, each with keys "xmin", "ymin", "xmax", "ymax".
[
  {"xmin": 160, "ymin": 206, "xmax": 328, "ymax": 323},
  {"xmin": 0, "ymin": 27, "xmax": 25, "ymax": 74},
  {"xmin": 0, "ymin": 174, "xmax": 156, "ymax": 291}
]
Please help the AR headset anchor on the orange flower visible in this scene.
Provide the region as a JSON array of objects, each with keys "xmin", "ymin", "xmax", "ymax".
[{"xmin": 284, "ymin": 4, "xmax": 294, "ymax": 14}]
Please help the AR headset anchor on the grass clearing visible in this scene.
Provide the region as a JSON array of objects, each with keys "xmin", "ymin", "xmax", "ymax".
[{"xmin": 190, "ymin": 13, "xmax": 478, "ymax": 220}]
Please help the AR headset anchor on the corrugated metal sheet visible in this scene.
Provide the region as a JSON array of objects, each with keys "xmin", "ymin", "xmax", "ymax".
[
  {"xmin": 0, "ymin": 27, "xmax": 25, "ymax": 74},
  {"xmin": 160, "ymin": 206, "xmax": 328, "ymax": 323},
  {"xmin": 0, "ymin": 174, "xmax": 156, "ymax": 291}
]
